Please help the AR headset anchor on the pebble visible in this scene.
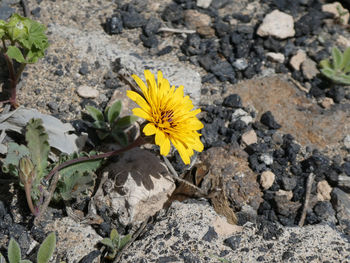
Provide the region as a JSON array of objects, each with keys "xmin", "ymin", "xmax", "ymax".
[
  {"xmin": 184, "ymin": 10, "xmax": 211, "ymax": 30},
  {"xmin": 257, "ymin": 10, "xmax": 295, "ymax": 39},
  {"xmin": 316, "ymin": 180, "xmax": 332, "ymax": 201},
  {"xmin": 319, "ymin": 97, "xmax": 334, "ymax": 109},
  {"xmin": 266, "ymin": 52, "xmax": 285, "ymax": 63},
  {"xmin": 76, "ymin": 85, "xmax": 99, "ymax": 98},
  {"xmin": 260, "ymin": 171, "xmax": 275, "ymax": 190},
  {"xmin": 162, "ymin": 3, "xmax": 183, "ymax": 23},
  {"xmin": 232, "ymin": 58, "xmax": 249, "ymax": 71},
  {"xmin": 336, "ymin": 35, "xmax": 350, "ymax": 49},
  {"xmin": 259, "ymin": 153, "xmax": 273, "ymax": 165},
  {"xmin": 344, "ymin": 135, "xmax": 350, "ymax": 150},
  {"xmin": 289, "ymin": 50, "xmax": 307, "ymax": 71},
  {"xmin": 0, "ymin": 4, "xmax": 14, "ymax": 20},
  {"xmin": 322, "ymin": 2, "xmax": 349, "ymax": 25},
  {"xmin": 122, "ymin": 10, "xmax": 146, "ymax": 29},
  {"xmin": 223, "ymin": 94, "xmax": 242, "ymax": 108},
  {"xmin": 301, "ymin": 58, "xmax": 319, "ymax": 80},
  {"xmin": 241, "ymin": 129, "xmax": 258, "ymax": 146},
  {"xmin": 275, "ymin": 190, "xmax": 293, "ymax": 201},
  {"xmin": 79, "ymin": 61, "xmax": 89, "ymax": 75},
  {"xmin": 31, "ymin": 7, "xmax": 41, "ymax": 18},
  {"xmin": 105, "ymin": 14, "xmax": 123, "ymax": 34},
  {"xmin": 260, "ymin": 111, "xmax": 281, "ymax": 130},
  {"xmin": 197, "ymin": 0, "xmax": 212, "ymax": 8}
]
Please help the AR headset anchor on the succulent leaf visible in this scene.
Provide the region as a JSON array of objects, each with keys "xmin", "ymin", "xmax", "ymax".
[
  {"xmin": 332, "ymin": 46, "xmax": 343, "ymax": 70},
  {"xmin": 86, "ymin": 106, "xmax": 104, "ymax": 122},
  {"xmin": 8, "ymin": 239, "xmax": 21, "ymax": 263},
  {"xmin": 100, "ymin": 238, "xmax": 114, "ymax": 249},
  {"xmin": 115, "ymin": 115, "xmax": 138, "ymax": 129},
  {"xmin": 37, "ymin": 232, "xmax": 56, "ymax": 263},
  {"xmin": 107, "ymin": 100, "xmax": 122, "ymax": 124}
]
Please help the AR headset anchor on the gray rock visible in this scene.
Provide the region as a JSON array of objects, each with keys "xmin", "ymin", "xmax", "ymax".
[
  {"xmin": 197, "ymin": 0, "xmax": 212, "ymax": 8},
  {"xmin": 48, "ymin": 24, "xmax": 202, "ymax": 107},
  {"xmin": 232, "ymin": 58, "xmax": 248, "ymax": 71},
  {"xmin": 0, "ymin": 4, "xmax": 14, "ymax": 20},
  {"xmin": 301, "ymin": 58, "xmax": 319, "ymax": 80},
  {"xmin": 257, "ymin": 10, "xmax": 295, "ymax": 39},
  {"xmin": 332, "ymin": 187, "xmax": 350, "ymax": 234},
  {"xmin": 121, "ymin": 200, "xmax": 350, "ymax": 262}
]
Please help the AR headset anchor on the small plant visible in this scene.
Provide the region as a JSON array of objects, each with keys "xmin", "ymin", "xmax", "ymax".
[
  {"xmin": 0, "ymin": 14, "xmax": 49, "ymax": 107},
  {"xmin": 100, "ymin": 229, "xmax": 131, "ymax": 260},
  {"xmin": 319, "ymin": 46, "xmax": 350, "ymax": 85},
  {"xmin": 336, "ymin": 4, "xmax": 349, "ymax": 24},
  {"xmin": 86, "ymin": 100, "xmax": 138, "ymax": 146},
  {"xmin": 0, "ymin": 232, "xmax": 56, "ymax": 263}
]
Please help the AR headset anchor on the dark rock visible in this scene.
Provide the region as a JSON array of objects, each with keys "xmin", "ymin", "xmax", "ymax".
[
  {"xmin": 210, "ymin": 60, "xmax": 236, "ymax": 83},
  {"xmin": 179, "ymin": 249, "xmax": 200, "ymax": 263},
  {"xmin": 201, "ymin": 123, "xmax": 220, "ymax": 147},
  {"xmin": 0, "ymin": 201, "xmax": 7, "ymax": 219},
  {"xmin": 202, "ymin": 226, "xmax": 218, "ymax": 242},
  {"xmin": 181, "ymin": 34, "xmax": 204, "ymax": 56},
  {"xmin": 79, "ymin": 61, "xmax": 89, "ymax": 75},
  {"xmin": 235, "ymin": 25, "xmax": 254, "ymax": 35},
  {"xmin": 79, "ymin": 250, "xmax": 101, "ymax": 263},
  {"xmin": 260, "ymin": 111, "xmax": 281, "ymax": 129},
  {"xmin": 275, "ymin": 195, "xmax": 301, "ymax": 224},
  {"xmin": 230, "ymin": 32, "xmax": 243, "ymax": 45},
  {"xmin": 214, "ymin": 20, "xmax": 231, "ymax": 37},
  {"xmin": 256, "ymin": 218, "xmax": 283, "ymax": 240},
  {"xmin": 224, "ymin": 235, "xmax": 241, "ymax": 250},
  {"xmin": 122, "ymin": 10, "xmax": 146, "ymax": 29},
  {"xmin": 31, "ymin": 7, "xmax": 41, "ymax": 17},
  {"xmin": 281, "ymin": 176, "xmax": 297, "ymax": 191},
  {"xmin": 157, "ymin": 46, "xmax": 173, "ymax": 56},
  {"xmin": 331, "ymin": 187, "xmax": 350, "ymax": 223},
  {"xmin": 235, "ymin": 41, "xmax": 251, "ymax": 58},
  {"xmin": 157, "ymin": 256, "xmax": 180, "ymax": 263},
  {"xmin": 47, "ymin": 101, "xmax": 59, "ymax": 112},
  {"xmin": 140, "ymin": 34, "xmax": 158, "ymax": 48},
  {"xmin": 162, "ymin": 3, "xmax": 183, "ymax": 23},
  {"xmin": 220, "ymin": 35, "xmax": 235, "ymax": 63},
  {"xmin": 309, "ymin": 85, "xmax": 325, "ymax": 98},
  {"xmin": 263, "ymin": 37, "xmax": 282, "ymax": 52},
  {"xmin": 283, "ymin": 41, "xmax": 296, "ymax": 57},
  {"xmin": 198, "ymin": 53, "xmax": 217, "ymax": 71},
  {"xmin": 294, "ymin": 9, "xmax": 324, "ymax": 37},
  {"xmin": 105, "ymin": 14, "xmax": 123, "ymax": 34},
  {"xmin": 222, "ymin": 94, "xmax": 242, "ymax": 108},
  {"xmin": 54, "ymin": 69, "xmax": 64, "ymax": 76},
  {"xmin": 0, "ymin": 4, "xmax": 14, "ymax": 20},
  {"xmin": 313, "ymin": 201, "xmax": 336, "ymax": 223},
  {"xmin": 282, "ymin": 251, "xmax": 294, "ymax": 261},
  {"xmin": 327, "ymin": 86, "xmax": 345, "ymax": 103},
  {"xmin": 210, "ymin": 0, "xmax": 231, "ymax": 9},
  {"xmin": 243, "ymin": 66, "xmax": 256, "ymax": 79},
  {"xmin": 143, "ymin": 18, "xmax": 161, "ymax": 37},
  {"xmin": 233, "ymin": 13, "xmax": 251, "ymax": 23}
]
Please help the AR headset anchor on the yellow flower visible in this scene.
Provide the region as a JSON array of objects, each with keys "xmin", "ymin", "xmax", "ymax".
[{"xmin": 127, "ymin": 70, "xmax": 204, "ymax": 164}]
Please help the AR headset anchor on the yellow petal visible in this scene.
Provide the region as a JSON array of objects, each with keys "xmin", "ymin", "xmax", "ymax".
[
  {"xmin": 160, "ymin": 137, "xmax": 171, "ymax": 156},
  {"xmin": 143, "ymin": 123, "xmax": 157, "ymax": 136},
  {"xmin": 132, "ymin": 74, "xmax": 149, "ymax": 100},
  {"xmin": 172, "ymin": 138, "xmax": 191, "ymax": 165},
  {"xmin": 132, "ymin": 108, "xmax": 151, "ymax": 121},
  {"xmin": 126, "ymin": 90, "xmax": 151, "ymax": 113}
]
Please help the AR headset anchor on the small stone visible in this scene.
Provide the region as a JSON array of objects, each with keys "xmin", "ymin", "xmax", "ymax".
[
  {"xmin": 202, "ymin": 226, "xmax": 218, "ymax": 242},
  {"xmin": 232, "ymin": 58, "xmax": 248, "ymax": 71},
  {"xmin": 260, "ymin": 111, "xmax": 281, "ymax": 129},
  {"xmin": 320, "ymin": 97, "xmax": 334, "ymax": 109},
  {"xmin": 337, "ymin": 35, "xmax": 350, "ymax": 49},
  {"xmin": 241, "ymin": 130, "xmax": 258, "ymax": 146},
  {"xmin": 344, "ymin": 135, "xmax": 350, "ymax": 150},
  {"xmin": 322, "ymin": 2, "xmax": 349, "ymax": 25},
  {"xmin": 197, "ymin": 26, "xmax": 216, "ymax": 38},
  {"xmin": 266, "ymin": 52, "xmax": 285, "ymax": 63},
  {"xmin": 79, "ymin": 61, "xmax": 89, "ymax": 75},
  {"xmin": 259, "ymin": 154, "xmax": 273, "ymax": 165},
  {"xmin": 105, "ymin": 14, "xmax": 123, "ymax": 34},
  {"xmin": 122, "ymin": 10, "xmax": 146, "ymax": 29},
  {"xmin": 76, "ymin": 86, "xmax": 99, "ymax": 98},
  {"xmin": 197, "ymin": 0, "xmax": 212, "ymax": 8},
  {"xmin": 31, "ymin": 7, "xmax": 41, "ymax": 17},
  {"xmin": 317, "ymin": 180, "xmax": 332, "ymax": 201},
  {"xmin": 223, "ymin": 94, "xmax": 242, "ymax": 108},
  {"xmin": 282, "ymin": 176, "xmax": 297, "ymax": 191},
  {"xmin": 143, "ymin": 18, "xmax": 161, "ymax": 37},
  {"xmin": 275, "ymin": 190, "xmax": 293, "ymax": 201},
  {"xmin": 0, "ymin": 4, "xmax": 14, "ymax": 20},
  {"xmin": 301, "ymin": 59, "xmax": 319, "ymax": 80},
  {"xmin": 224, "ymin": 235, "xmax": 241, "ymax": 250},
  {"xmin": 162, "ymin": 3, "xmax": 183, "ymax": 23},
  {"xmin": 184, "ymin": 10, "xmax": 211, "ymax": 30},
  {"xmin": 289, "ymin": 50, "xmax": 307, "ymax": 71},
  {"xmin": 260, "ymin": 171, "xmax": 275, "ymax": 190},
  {"xmin": 257, "ymin": 10, "xmax": 295, "ymax": 39}
]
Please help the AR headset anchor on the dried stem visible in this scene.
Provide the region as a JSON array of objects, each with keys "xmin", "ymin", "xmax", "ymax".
[
  {"xmin": 298, "ymin": 173, "xmax": 315, "ymax": 227},
  {"xmin": 24, "ymin": 180, "xmax": 37, "ymax": 216},
  {"xmin": 158, "ymin": 27, "xmax": 196, "ymax": 34},
  {"xmin": 2, "ymin": 53, "xmax": 19, "ymax": 108}
]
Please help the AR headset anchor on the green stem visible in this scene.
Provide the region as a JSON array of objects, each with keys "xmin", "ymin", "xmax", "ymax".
[{"xmin": 24, "ymin": 181, "xmax": 37, "ymax": 216}]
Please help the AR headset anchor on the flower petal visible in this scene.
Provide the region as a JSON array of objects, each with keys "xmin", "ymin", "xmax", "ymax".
[
  {"xmin": 132, "ymin": 108, "xmax": 151, "ymax": 121},
  {"xmin": 127, "ymin": 90, "xmax": 151, "ymax": 113},
  {"xmin": 143, "ymin": 123, "xmax": 157, "ymax": 136}
]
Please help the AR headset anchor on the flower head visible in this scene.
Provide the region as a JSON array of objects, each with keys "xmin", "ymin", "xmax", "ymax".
[{"xmin": 127, "ymin": 70, "xmax": 204, "ymax": 164}]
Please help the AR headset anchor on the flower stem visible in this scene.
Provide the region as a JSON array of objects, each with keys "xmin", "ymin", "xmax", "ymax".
[
  {"xmin": 24, "ymin": 181, "xmax": 38, "ymax": 216},
  {"xmin": 2, "ymin": 53, "xmax": 19, "ymax": 108}
]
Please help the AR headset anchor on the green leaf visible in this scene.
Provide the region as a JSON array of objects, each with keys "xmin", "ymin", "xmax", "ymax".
[
  {"xmin": 20, "ymin": 260, "xmax": 32, "ymax": 263},
  {"xmin": 111, "ymin": 130, "xmax": 128, "ymax": 146},
  {"xmin": 100, "ymin": 238, "xmax": 114, "ymax": 249},
  {"xmin": 37, "ymin": 232, "xmax": 56, "ymax": 263},
  {"xmin": 96, "ymin": 130, "xmax": 109, "ymax": 140},
  {"xmin": 6, "ymin": 46, "xmax": 26, "ymax": 63},
  {"xmin": 341, "ymin": 47, "xmax": 350, "ymax": 70},
  {"xmin": 0, "ymin": 20, "xmax": 5, "ymax": 39},
  {"xmin": 5, "ymin": 14, "xmax": 28, "ymax": 41},
  {"xmin": 114, "ymin": 115, "xmax": 138, "ymax": 129},
  {"xmin": 2, "ymin": 142, "xmax": 30, "ymax": 176},
  {"xmin": 110, "ymin": 229, "xmax": 119, "ymax": 244},
  {"xmin": 107, "ymin": 100, "xmax": 122, "ymax": 124},
  {"xmin": 334, "ymin": 74, "xmax": 350, "ymax": 85},
  {"xmin": 119, "ymin": 234, "xmax": 131, "ymax": 250},
  {"xmin": 320, "ymin": 68, "xmax": 335, "ymax": 79},
  {"xmin": 92, "ymin": 120, "xmax": 108, "ymax": 130},
  {"xmin": 0, "ymin": 253, "xmax": 6, "ymax": 263},
  {"xmin": 319, "ymin": 59, "xmax": 331, "ymax": 69},
  {"xmin": 86, "ymin": 106, "xmax": 104, "ymax": 122},
  {"xmin": 8, "ymin": 239, "xmax": 21, "ymax": 263},
  {"xmin": 25, "ymin": 119, "xmax": 49, "ymax": 181},
  {"xmin": 332, "ymin": 46, "xmax": 343, "ymax": 70}
]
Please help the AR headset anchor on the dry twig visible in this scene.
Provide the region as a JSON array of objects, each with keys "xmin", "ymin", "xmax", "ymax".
[
  {"xmin": 298, "ymin": 172, "xmax": 315, "ymax": 227},
  {"xmin": 158, "ymin": 27, "xmax": 196, "ymax": 34}
]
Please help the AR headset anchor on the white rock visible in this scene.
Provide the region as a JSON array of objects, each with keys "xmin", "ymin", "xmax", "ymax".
[
  {"xmin": 76, "ymin": 85, "xmax": 99, "ymax": 98},
  {"xmin": 257, "ymin": 10, "xmax": 295, "ymax": 39},
  {"xmin": 232, "ymin": 109, "xmax": 253, "ymax": 125},
  {"xmin": 317, "ymin": 180, "xmax": 332, "ymax": 201},
  {"xmin": 289, "ymin": 49, "xmax": 307, "ymax": 71},
  {"xmin": 44, "ymin": 217, "xmax": 102, "ymax": 262},
  {"xmin": 103, "ymin": 148, "xmax": 175, "ymax": 226},
  {"xmin": 301, "ymin": 58, "xmax": 319, "ymax": 80},
  {"xmin": 241, "ymin": 130, "xmax": 258, "ymax": 146},
  {"xmin": 259, "ymin": 153, "xmax": 273, "ymax": 165},
  {"xmin": 320, "ymin": 97, "xmax": 334, "ymax": 109},
  {"xmin": 196, "ymin": 0, "xmax": 212, "ymax": 8},
  {"xmin": 260, "ymin": 170, "xmax": 275, "ymax": 190},
  {"xmin": 322, "ymin": 2, "xmax": 349, "ymax": 25},
  {"xmin": 337, "ymin": 35, "xmax": 350, "ymax": 49},
  {"xmin": 233, "ymin": 58, "xmax": 248, "ymax": 71},
  {"xmin": 344, "ymin": 134, "xmax": 350, "ymax": 149},
  {"xmin": 266, "ymin": 52, "xmax": 285, "ymax": 63},
  {"xmin": 275, "ymin": 189, "xmax": 293, "ymax": 201}
]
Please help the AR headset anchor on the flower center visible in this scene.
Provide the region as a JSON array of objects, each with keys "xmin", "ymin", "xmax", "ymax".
[{"xmin": 155, "ymin": 109, "xmax": 177, "ymax": 129}]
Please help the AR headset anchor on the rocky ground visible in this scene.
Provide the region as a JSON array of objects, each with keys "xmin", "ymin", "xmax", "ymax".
[{"xmin": 1, "ymin": 0, "xmax": 350, "ymax": 262}]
